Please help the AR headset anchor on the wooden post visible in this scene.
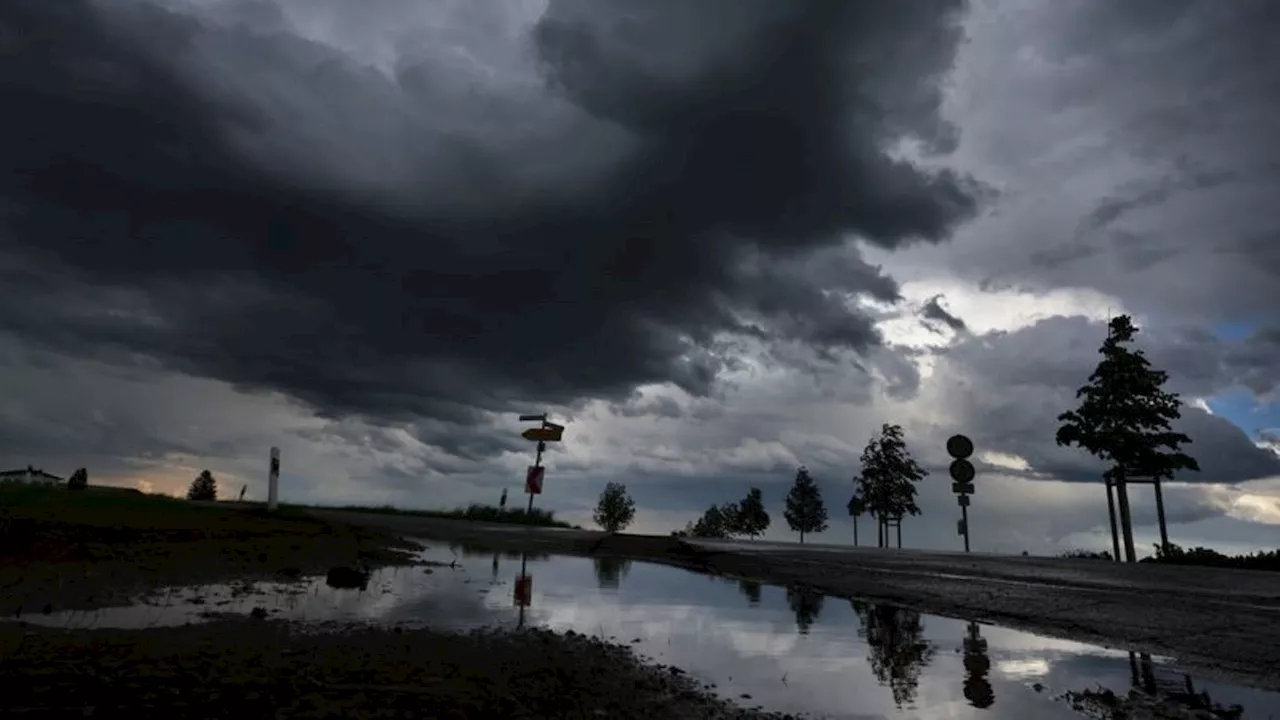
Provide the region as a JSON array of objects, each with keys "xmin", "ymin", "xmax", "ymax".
[
  {"xmin": 1153, "ymin": 477, "xmax": 1170, "ymax": 557},
  {"xmin": 1114, "ymin": 470, "xmax": 1137, "ymax": 562},
  {"xmin": 1105, "ymin": 477, "xmax": 1121, "ymax": 562}
]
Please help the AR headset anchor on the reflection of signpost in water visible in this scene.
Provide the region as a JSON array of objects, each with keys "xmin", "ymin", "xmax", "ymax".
[
  {"xmin": 962, "ymin": 622, "xmax": 994, "ymax": 709},
  {"xmin": 513, "ymin": 551, "xmax": 532, "ymax": 629},
  {"xmin": 946, "ymin": 435, "xmax": 975, "ymax": 552},
  {"xmin": 518, "ymin": 414, "xmax": 564, "ymax": 514}
]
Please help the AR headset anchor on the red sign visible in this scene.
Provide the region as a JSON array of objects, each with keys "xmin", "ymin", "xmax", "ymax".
[
  {"xmin": 514, "ymin": 575, "xmax": 532, "ymax": 607},
  {"xmin": 525, "ymin": 466, "xmax": 544, "ymax": 495}
]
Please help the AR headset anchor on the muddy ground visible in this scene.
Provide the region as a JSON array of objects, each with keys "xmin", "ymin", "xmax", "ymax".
[
  {"xmin": 0, "ymin": 621, "xmax": 799, "ymax": 719},
  {"xmin": 0, "ymin": 503, "xmax": 421, "ymax": 615},
  {"xmin": 0, "ymin": 494, "xmax": 798, "ymax": 719}
]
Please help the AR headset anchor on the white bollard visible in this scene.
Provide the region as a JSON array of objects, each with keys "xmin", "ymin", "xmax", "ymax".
[{"xmin": 268, "ymin": 446, "xmax": 280, "ymax": 511}]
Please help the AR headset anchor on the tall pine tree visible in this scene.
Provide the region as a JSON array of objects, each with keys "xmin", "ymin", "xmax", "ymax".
[
  {"xmin": 1056, "ymin": 316, "xmax": 1199, "ymax": 562},
  {"xmin": 784, "ymin": 466, "xmax": 828, "ymax": 543}
]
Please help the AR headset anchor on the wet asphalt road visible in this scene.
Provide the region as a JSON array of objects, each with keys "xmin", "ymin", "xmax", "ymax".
[{"xmin": 308, "ymin": 510, "xmax": 1280, "ymax": 691}]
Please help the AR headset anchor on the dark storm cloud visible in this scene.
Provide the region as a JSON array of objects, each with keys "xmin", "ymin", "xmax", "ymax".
[
  {"xmin": 0, "ymin": 0, "xmax": 979, "ymax": 425},
  {"xmin": 919, "ymin": 295, "xmax": 967, "ymax": 333}
]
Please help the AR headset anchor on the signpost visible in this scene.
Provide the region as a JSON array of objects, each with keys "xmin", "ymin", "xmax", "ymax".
[
  {"xmin": 518, "ymin": 413, "xmax": 564, "ymax": 513},
  {"xmin": 521, "ymin": 426, "xmax": 564, "ymax": 442},
  {"xmin": 525, "ymin": 466, "xmax": 544, "ymax": 495},
  {"xmin": 947, "ymin": 434, "xmax": 975, "ymax": 552},
  {"xmin": 514, "ymin": 551, "xmax": 532, "ymax": 629}
]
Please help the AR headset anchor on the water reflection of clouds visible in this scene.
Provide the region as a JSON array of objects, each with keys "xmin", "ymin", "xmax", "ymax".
[{"xmin": 13, "ymin": 544, "xmax": 1279, "ymax": 720}]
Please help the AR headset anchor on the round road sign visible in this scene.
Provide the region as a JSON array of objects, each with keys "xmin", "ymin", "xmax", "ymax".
[
  {"xmin": 946, "ymin": 434, "xmax": 974, "ymax": 459},
  {"xmin": 949, "ymin": 459, "xmax": 975, "ymax": 484}
]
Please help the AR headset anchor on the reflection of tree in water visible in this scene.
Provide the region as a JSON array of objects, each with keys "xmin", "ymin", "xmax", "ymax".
[
  {"xmin": 786, "ymin": 586, "xmax": 825, "ymax": 635},
  {"xmin": 1067, "ymin": 653, "xmax": 1244, "ymax": 720},
  {"xmin": 738, "ymin": 579, "xmax": 762, "ymax": 606},
  {"xmin": 448, "ymin": 542, "xmax": 550, "ymax": 561},
  {"xmin": 849, "ymin": 600, "xmax": 937, "ymax": 708},
  {"xmin": 592, "ymin": 556, "xmax": 632, "ymax": 590},
  {"xmin": 962, "ymin": 622, "xmax": 994, "ymax": 709}
]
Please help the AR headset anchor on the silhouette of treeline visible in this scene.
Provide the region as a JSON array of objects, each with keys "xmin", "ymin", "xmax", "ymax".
[
  {"xmin": 1059, "ymin": 542, "xmax": 1280, "ymax": 571},
  {"xmin": 449, "ymin": 543, "xmax": 552, "ymax": 561},
  {"xmin": 1143, "ymin": 542, "xmax": 1280, "ymax": 572},
  {"xmin": 329, "ymin": 502, "xmax": 576, "ymax": 529}
]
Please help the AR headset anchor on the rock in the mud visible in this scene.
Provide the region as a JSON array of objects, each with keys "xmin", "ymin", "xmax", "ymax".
[{"xmin": 325, "ymin": 566, "xmax": 369, "ymax": 590}]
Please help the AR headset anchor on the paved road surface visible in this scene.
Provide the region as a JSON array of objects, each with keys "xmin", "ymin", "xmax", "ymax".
[{"xmin": 309, "ymin": 509, "xmax": 1280, "ymax": 691}]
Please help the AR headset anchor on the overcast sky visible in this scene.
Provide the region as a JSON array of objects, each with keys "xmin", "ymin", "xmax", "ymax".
[{"xmin": 2, "ymin": 0, "xmax": 1277, "ymax": 556}]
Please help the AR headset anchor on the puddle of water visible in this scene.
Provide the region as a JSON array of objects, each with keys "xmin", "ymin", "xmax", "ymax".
[{"xmin": 16, "ymin": 541, "xmax": 1273, "ymax": 720}]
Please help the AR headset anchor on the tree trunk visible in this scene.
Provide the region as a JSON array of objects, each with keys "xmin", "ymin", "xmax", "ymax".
[
  {"xmin": 1153, "ymin": 478, "xmax": 1170, "ymax": 558},
  {"xmin": 1105, "ymin": 477, "xmax": 1121, "ymax": 562},
  {"xmin": 853, "ymin": 514, "xmax": 859, "ymax": 546},
  {"xmin": 1114, "ymin": 469, "xmax": 1138, "ymax": 563},
  {"xmin": 896, "ymin": 518, "xmax": 902, "ymax": 549},
  {"xmin": 799, "ymin": 531, "xmax": 805, "ymax": 544}
]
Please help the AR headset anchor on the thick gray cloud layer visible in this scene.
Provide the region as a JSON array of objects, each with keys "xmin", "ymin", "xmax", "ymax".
[
  {"xmin": 1, "ymin": 0, "xmax": 1278, "ymax": 554},
  {"xmin": 929, "ymin": 316, "xmax": 1280, "ymax": 485},
  {"xmin": 0, "ymin": 0, "xmax": 977, "ymax": 424}
]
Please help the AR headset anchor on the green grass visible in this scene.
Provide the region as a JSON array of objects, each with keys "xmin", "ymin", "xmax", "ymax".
[
  {"xmin": 0, "ymin": 482, "xmax": 327, "ymax": 533},
  {"xmin": 3, "ymin": 482, "xmax": 580, "ymax": 531},
  {"xmin": 306, "ymin": 502, "xmax": 577, "ymax": 529}
]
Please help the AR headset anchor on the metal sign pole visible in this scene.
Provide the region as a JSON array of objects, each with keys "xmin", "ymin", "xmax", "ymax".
[
  {"xmin": 519, "ymin": 413, "xmax": 563, "ymax": 514},
  {"xmin": 527, "ymin": 438, "xmax": 545, "ymax": 514},
  {"xmin": 947, "ymin": 435, "xmax": 976, "ymax": 553}
]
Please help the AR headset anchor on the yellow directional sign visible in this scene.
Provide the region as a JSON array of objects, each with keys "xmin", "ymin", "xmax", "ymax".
[{"xmin": 521, "ymin": 426, "xmax": 563, "ymax": 442}]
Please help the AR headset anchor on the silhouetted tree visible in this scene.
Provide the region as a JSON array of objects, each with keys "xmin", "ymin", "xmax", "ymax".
[
  {"xmin": 67, "ymin": 468, "xmax": 88, "ymax": 491},
  {"xmin": 852, "ymin": 601, "xmax": 936, "ymax": 708},
  {"xmin": 730, "ymin": 487, "xmax": 770, "ymax": 539},
  {"xmin": 593, "ymin": 556, "xmax": 632, "ymax": 590},
  {"xmin": 186, "ymin": 470, "xmax": 217, "ymax": 501},
  {"xmin": 786, "ymin": 586, "xmax": 825, "ymax": 634},
  {"xmin": 783, "ymin": 466, "xmax": 827, "ymax": 543},
  {"xmin": 593, "ymin": 482, "xmax": 637, "ymax": 533},
  {"xmin": 737, "ymin": 579, "xmax": 762, "ymax": 605},
  {"xmin": 673, "ymin": 504, "xmax": 734, "ymax": 538},
  {"xmin": 1056, "ymin": 316, "xmax": 1199, "ymax": 562},
  {"xmin": 856, "ymin": 424, "xmax": 928, "ymax": 548}
]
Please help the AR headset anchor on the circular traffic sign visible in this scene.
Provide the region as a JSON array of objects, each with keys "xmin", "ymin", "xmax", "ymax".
[
  {"xmin": 949, "ymin": 459, "xmax": 976, "ymax": 484},
  {"xmin": 946, "ymin": 434, "xmax": 974, "ymax": 460}
]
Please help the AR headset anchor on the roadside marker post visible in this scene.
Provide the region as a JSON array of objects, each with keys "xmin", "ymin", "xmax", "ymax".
[
  {"xmin": 946, "ymin": 435, "xmax": 975, "ymax": 552},
  {"xmin": 518, "ymin": 413, "xmax": 564, "ymax": 514},
  {"xmin": 267, "ymin": 446, "xmax": 280, "ymax": 512}
]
